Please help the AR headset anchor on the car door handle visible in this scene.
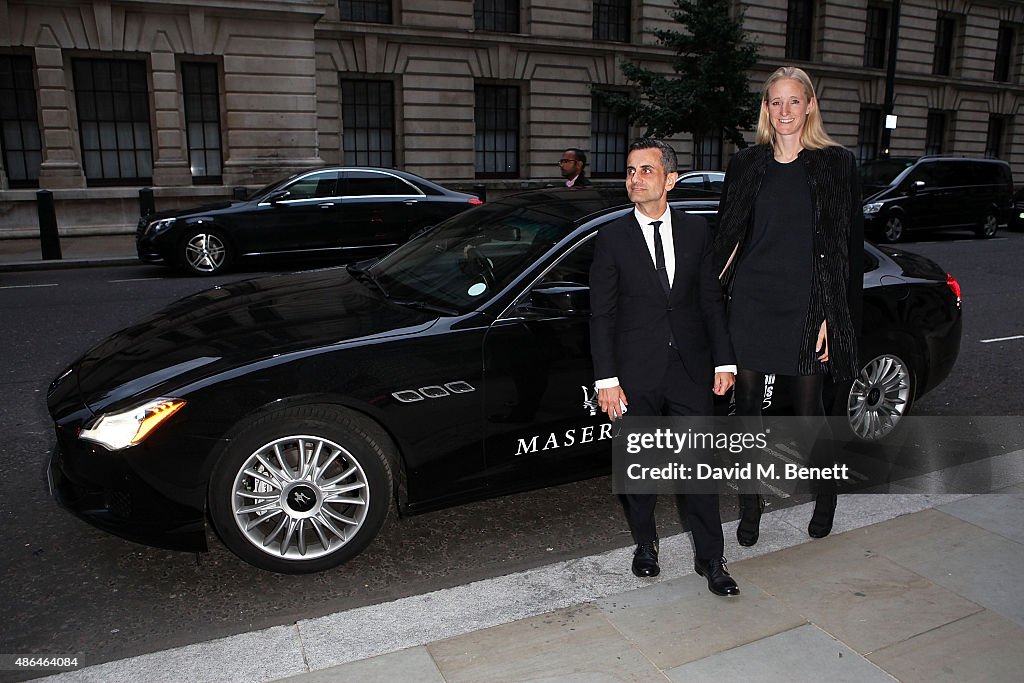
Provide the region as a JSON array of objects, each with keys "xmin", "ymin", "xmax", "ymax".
[
  {"xmin": 318, "ymin": 203, "xmax": 335, "ymax": 208},
  {"xmin": 403, "ymin": 200, "xmax": 419, "ymax": 206}
]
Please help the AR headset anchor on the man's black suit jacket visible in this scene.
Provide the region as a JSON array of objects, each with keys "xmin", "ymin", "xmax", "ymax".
[{"xmin": 589, "ymin": 209, "xmax": 734, "ymax": 399}]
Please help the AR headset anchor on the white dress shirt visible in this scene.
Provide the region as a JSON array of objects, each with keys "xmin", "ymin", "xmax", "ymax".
[{"xmin": 595, "ymin": 207, "xmax": 737, "ymax": 390}]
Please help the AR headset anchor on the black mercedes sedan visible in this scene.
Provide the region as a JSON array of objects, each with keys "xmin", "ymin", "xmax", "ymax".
[
  {"xmin": 136, "ymin": 167, "xmax": 482, "ymax": 275},
  {"xmin": 49, "ymin": 188, "xmax": 961, "ymax": 573}
]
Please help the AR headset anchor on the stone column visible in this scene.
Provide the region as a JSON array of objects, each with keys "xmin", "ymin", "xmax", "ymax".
[
  {"xmin": 150, "ymin": 47, "xmax": 192, "ymax": 186},
  {"xmin": 34, "ymin": 44, "xmax": 85, "ymax": 189}
]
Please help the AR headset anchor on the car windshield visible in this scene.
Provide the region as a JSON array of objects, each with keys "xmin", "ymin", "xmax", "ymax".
[
  {"xmin": 368, "ymin": 197, "xmax": 578, "ymax": 312},
  {"xmin": 247, "ymin": 174, "xmax": 299, "ymax": 201},
  {"xmin": 860, "ymin": 159, "xmax": 915, "ymax": 188}
]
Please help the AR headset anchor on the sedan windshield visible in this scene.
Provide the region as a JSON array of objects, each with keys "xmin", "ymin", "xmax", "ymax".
[{"xmin": 368, "ymin": 198, "xmax": 578, "ymax": 312}]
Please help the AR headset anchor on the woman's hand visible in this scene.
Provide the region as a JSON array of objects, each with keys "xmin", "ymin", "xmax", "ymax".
[{"xmin": 816, "ymin": 320, "xmax": 829, "ymax": 362}]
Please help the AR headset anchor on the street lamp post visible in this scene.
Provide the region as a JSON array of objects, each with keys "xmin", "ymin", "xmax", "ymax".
[{"xmin": 880, "ymin": 0, "xmax": 902, "ymax": 157}]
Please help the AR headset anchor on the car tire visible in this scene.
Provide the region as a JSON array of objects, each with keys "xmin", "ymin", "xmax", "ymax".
[
  {"xmin": 179, "ymin": 227, "xmax": 233, "ymax": 276},
  {"xmin": 879, "ymin": 213, "xmax": 906, "ymax": 243},
  {"xmin": 836, "ymin": 348, "xmax": 915, "ymax": 442},
  {"xmin": 974, "ymin": 212, "xmax": 999, "ymax": 239},
  {"xmin": 208, "ymin": 405, "xmax": 394, "ymax": 574}
]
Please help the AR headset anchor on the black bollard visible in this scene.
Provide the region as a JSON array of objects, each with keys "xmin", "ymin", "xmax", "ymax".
[
  {"xmin": 233, "ymin": 186, "xmax": 248, "ymax": 201},
  {"xmin": 472, "ymin": 183, "xmax": 487, "ymax": 203},
  {"xmin": 37, "ymin": 189, "xmax": 62, "ymax": 260},
  {"xmin": 139, "ymin": 187, "xmax": 155, "ymax": 218}
]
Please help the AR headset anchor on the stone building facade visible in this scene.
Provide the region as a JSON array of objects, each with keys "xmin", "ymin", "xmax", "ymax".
[{"xmin": 0, "ymin": 0, "xmax": 1022, "ymax": 235}]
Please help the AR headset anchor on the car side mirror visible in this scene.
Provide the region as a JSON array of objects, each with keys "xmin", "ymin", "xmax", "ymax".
[
  {"xmin": 266, "ymin": 190, "xmax": 290, "ymax": 204},
  {"xmin": 515, "ymin": 282, "xmax": 590, "ymax": 317},
  {"xmin": 908, "ymin": 180, "xmax": 925, "ymax": 195}
]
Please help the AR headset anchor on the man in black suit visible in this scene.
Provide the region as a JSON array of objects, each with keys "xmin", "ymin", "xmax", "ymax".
[
  {"xmin": 559, "ymin": 148, "xmax": 592, "ymax": 187},
  {"xmin": 589, "ymin": 138, "xmax": 739, "ymax": 596}
]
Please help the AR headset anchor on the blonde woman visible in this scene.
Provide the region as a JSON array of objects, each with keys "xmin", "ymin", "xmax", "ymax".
[{"xmin": 712, "ymin": 67, "xmax": 863, "ymax": 545}]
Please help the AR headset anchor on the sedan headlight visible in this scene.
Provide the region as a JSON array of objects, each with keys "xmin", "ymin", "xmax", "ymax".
[
  {"xmin": 146, "ymin": 218, "xmax": 176, "ymax": 236},
  {"xmin": 79, "ymin": 399, "xmax": 186, "ymax": 450},
  {"xmin": 863, "ymin": 202, "xmax": 884, "ymax": 215}
]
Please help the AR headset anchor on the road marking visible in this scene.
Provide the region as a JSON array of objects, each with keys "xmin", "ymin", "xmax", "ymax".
[
  {"xmin": 980, "ymin": 335, "xmax": 1024, "ymax": 344},
  {"xmin": 0, "ymin": 283, "xmax": 58, "ymax": 290},
  {"xmin": 108, "ymin": 278, "xmax": 165, "ymax": 283}
]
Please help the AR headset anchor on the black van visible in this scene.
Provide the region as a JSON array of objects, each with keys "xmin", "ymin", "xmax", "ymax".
[{"xmin": 861, "ymin": 156, "xmax": 1014, "ymax": 242}]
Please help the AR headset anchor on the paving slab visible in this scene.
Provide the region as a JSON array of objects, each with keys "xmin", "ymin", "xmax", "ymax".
[
  {"xmin": 595, "ymin": 574, "xmax": 805, "ymax": 669},
  {"xmin": 665, "ymin": 624, "xmax": 895, "ymax": 683},
  {"xmin": 867, "ymin": 609, "xmax": 1024, "ymax": 683},
  {"xmin": 426, "ymin": 603, "xmax": 665, "ymax": 683},
  {"xmin": 731, "ymin": 531, "xmax": 983, "ymax": 654},
  {"xmin": 937, "ymin": 492, "xmax": 1024, "ymax": 544},
  {"xmin": 275, "ymin": 646, "xmax": 445, "ymax": 683}
]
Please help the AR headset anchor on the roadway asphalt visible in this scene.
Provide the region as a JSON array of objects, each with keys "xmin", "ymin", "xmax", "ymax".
[{"xmin": 5, "ymin": 234, "xmax": 1024, "ymax": 683}]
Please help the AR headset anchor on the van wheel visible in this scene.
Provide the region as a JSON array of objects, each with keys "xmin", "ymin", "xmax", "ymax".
[
  {"xmin": 880, "ymin": 214, "xmax": 905, "ymax": 243},
  {"xmin": 975, "ymin": 213, "xmax": 998, "ymax": 239}
]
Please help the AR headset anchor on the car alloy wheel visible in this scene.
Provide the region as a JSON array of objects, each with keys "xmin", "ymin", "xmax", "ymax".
[
  {"xmin": 847, "ymin": 353, "xmax": 913, "ymax": 441},
  {"xmin": 182, "ymin": 230, "xmax": 231, "ymax": 275},
  {"xmin": 882, "ymin": 215, "xmax": 905, "ymax": 243},
  {"xmin": 975, "ymin": 213, "xmax": 998, "ymax": 238},
  {"xmin": 209, "ymin": 406, "xmax": 392, "ymax": 573}
]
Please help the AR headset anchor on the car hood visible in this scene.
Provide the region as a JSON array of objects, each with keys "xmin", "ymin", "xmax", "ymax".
[{"xmin": 73, "ymin": 268, "xmax": 437, "ymax": 412}]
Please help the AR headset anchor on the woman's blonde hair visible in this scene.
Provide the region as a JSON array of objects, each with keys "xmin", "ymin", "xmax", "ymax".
[{"xmin": 755, "ymin": 66, "xmax": 836, "ymax": 150}]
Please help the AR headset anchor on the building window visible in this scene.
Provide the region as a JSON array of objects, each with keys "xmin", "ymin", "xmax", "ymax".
[
  {"xmin": 590, "ymin": 96, "xmax": 627, "ymax": 178},
  {"xmin": 475, "ymin": 0, "xmax": 519, "ymax": 33},
  {"xmin": 985, "ymin": 116, "xmax": 1007, "ymax": 159},
  {"xmin": 593, "ymin": 0, "xmax": 631, "ymax": 43},
  {"xmin": 181, "ymin": 63, "xmax": 222, "ymax": 183},
  {"xmin": 72, "ymin": 59, "xmax": 152, "ymax": 185},
  {"xmin": 994, "ymin": 24, "xmax": 1015, "ymax": 83},
  {"xmin": 692, "ymin": 131, "xmax": 723, "ymax": 171},
  {"xmin": 857, "ymin": 106, "xmax": 882, "ymax": 163},
  {"xmin": 0, "ymin": 55, "xmax": 42, "ymax": 188},
  {"xmin": 785, "ymin": 0, "xmax": 815, "ymax": 61},
  {"xmin": 339, "ymin": 0, "xmax": 391, "ymax": 24},
  {"xmin": 933, "ymin": 14, "xmax": 957, "ymax": 76},
  {"xmin": 341, "ymin": 79, "xmax": 395, "ymax": 167},
  {"xmin": 475, "ymin": 84, "xmax": 518, "ymax": 178},
  {"xmin": 925, "ymin": 110, "xmax": 947, "ymax": 156},
  {"xmin": 864, "ymin": 4, "xmax": 889, "ymax": 69}
]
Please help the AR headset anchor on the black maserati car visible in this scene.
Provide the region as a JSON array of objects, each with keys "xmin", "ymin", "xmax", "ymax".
[
  {"xmin": 49, "ymin": 188, "xmax": 962, "ymax": 573},
  {"xmin": 136, "ymin": 167, "xmax": 482, "ymax": 275}
]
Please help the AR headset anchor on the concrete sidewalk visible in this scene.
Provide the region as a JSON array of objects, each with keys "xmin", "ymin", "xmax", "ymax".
[
  {"xmin": 39, "ymin": 483, "xmax": 1024, "ymax": 683},
  {"xmin": 0, "ymin": 234, "xmax": 136, "ymax": 271}
]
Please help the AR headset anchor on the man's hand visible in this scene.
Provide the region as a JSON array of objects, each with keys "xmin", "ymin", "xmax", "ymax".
[
  {"xmin": 713, "ymin": 372, "xmax": 735, "ymax": 396},
  {"xmin": 597, "ymin": 386, "xmax": 628, "ymax": 421}
]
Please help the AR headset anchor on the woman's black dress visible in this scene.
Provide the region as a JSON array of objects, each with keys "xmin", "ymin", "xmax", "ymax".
[{"xmin": 728, "ymin": 158, "xmax": 822, "ymax": 376}]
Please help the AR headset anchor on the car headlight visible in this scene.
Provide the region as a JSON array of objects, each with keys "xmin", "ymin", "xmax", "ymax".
[
  {"xmin": 79, "ymin": 398, "xmax": 186, "ymax": 450},
  {"xmin": 863, "ymin": 202, "xmax": 884, "ymax": 215},
  {"xmin": 146, "ymin": 218, "xmax": 176, "ymax": 236}
]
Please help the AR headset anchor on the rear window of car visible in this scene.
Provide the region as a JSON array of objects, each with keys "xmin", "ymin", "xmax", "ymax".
[{"xmin": 345, "ymin": 171, "xmax": 418, "ymax": 196}]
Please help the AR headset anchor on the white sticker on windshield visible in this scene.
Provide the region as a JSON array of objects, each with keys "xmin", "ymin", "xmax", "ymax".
[{"xmin": 468, "ymin": 282, "xmax": 487, "ymax": 297}]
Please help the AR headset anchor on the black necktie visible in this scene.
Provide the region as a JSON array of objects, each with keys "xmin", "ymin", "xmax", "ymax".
[{"xmin": 651, "ymin": 221, "xmax": 671, "ymax": 295}]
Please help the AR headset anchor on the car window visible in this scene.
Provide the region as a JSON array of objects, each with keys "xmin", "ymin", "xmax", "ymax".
[
  {"xmin": 284, "ymin": 171, "xmax": 341, "ymax": 200},
  {"xmin": 707, "ymin": 173, "xmax": 725, "ymax": 193},
  {"xmin": 371, "ymin": 199, "xmax": 578, "ymax": 312},
  {"xmin": 345, "ymin": 171, "xmax": 417, "ymax": 196},
  {"xmin": 861, "ymin": 159, "xmax": 915, "ymax": 187},
  {"xmin": 539, "ymin": 235, "xmax": 595, "ymax": 286}
]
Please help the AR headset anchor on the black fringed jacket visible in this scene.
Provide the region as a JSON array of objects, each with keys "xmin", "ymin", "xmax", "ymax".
[{"xmin": 711, "ymin": 144, "xmax": 864, "ymax": 382}]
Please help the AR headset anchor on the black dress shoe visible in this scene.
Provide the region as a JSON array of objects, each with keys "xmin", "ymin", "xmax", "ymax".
[
  {"xmin": 736, "ymin": 494, "xmax": 765, "ymax": 547},
  {"xmin": 632, "ymin": 540, "xmax": 660, "ymax": 577},
  {"xmin": 694, "ymin": 557, "xmax": 740, "ymax": 596},
  {"xmin": 808, "ymin": 493, "xmax": 838, "ymax": 538}
]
